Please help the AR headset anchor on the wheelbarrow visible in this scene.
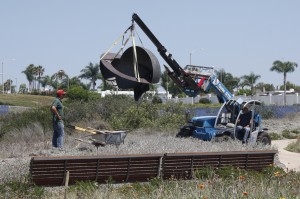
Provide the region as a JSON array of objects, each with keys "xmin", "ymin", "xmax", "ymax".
[{"xmin": 67, "ymin": 125, "xmax": 127, "ymax": 148}]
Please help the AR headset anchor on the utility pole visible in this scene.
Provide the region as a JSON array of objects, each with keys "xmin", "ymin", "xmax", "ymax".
[
  {"xmin": 1, "ymin": 59, "xmax": 15, "ymax": 93},
  {"xmin": 1, "ymin": 62, "xmax": 3, "ymax": 93},
  {"xmin": 166, "ymin": 75, "xmax": 169, "ymax": 102},
  {"xmin": 15, "ymin": 78, "xmax": 18, "ymax": 94}
]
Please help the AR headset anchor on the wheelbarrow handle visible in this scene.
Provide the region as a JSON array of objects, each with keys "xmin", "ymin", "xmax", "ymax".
[{"xmin": 66, "ymin": 124, "xmax": 97, "ymax": 134}]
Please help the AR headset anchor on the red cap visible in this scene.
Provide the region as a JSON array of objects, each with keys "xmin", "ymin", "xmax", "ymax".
[{"xmin": 56, "ymin": 89, "xmax": 66, "ymax": 97}]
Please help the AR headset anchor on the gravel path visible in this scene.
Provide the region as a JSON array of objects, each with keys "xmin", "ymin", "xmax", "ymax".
[{"xmin": 272, "ymin": 139, "xmax": 300, "ymax": 171}]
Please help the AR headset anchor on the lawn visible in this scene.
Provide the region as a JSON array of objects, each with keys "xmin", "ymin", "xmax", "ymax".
[{"xmin": 0, "ymin": 94, "xmax": 54, "ymax": 107}]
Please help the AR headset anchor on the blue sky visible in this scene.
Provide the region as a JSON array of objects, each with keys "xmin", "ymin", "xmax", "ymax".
[{"xmin": 1, "ymin": 1, "xmax": 299, "ymax": 90}]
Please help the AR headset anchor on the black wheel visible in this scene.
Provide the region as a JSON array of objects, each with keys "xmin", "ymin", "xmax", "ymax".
[
  {"xmin": 176, "ymin": 127, "xmax": 193, "ymax": 138},
  {"xmin": 213, "ymin": 135, "xmax": 231, "ymax": 142},
  {"xmin": 257, "ymin": 132, "xmax": 271, "ymax": 145}
]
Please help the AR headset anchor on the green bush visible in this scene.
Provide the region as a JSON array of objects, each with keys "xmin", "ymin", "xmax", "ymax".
[
  {"xmin": 236, "ymin": 89, "xmax": 251, "ymax": 96},
  {"xmin": 199, "ymin": 98, "xmax": 211, "ymax": 104},
  {"xmin": 110, "ymin": 102, "xmax": 158, "ymax": 129},
  {"xmin": 0, "ymin": 101, "xmax": 13, "ymax": 106},
  {"xmin": 152, "ymin": 95, "xmax": 162, "ymax": 104},
  {"xmin": 0, "ymin": 178, "xmax": 45, "ymax": 199},
  {"xmin": 66, "ymin": 86, "xmax": 99, "ymax": 102},
  {"xmin": 268, "ymin": 132, "xmax": 282, "ymax": 140},
  {"xmin": 285, "ymin": 139, "xmax": 300, "ymax": 153},
  {"xmin": 282, "ymin": 130, "xmax": 299, "ymax": 139},
  {"xmin": 177, "ymin": 93, "xmax": 186, "ymax": 98},
  {"xmin": 109, "ymin": 100, "xmax": 186, "ymax": 130},
  {"xmin": 261, "ymin": 106, "xmax": 274, "ymax": 119},
  {"xmin": 0, "ymin": 107, "xmax": 51, "ymax": 139}
]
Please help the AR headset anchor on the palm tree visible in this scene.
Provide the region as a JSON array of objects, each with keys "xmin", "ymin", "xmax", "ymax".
[
  {"xmin": 217, "ymin": 69, "xmax": 239, "ymax": 92},
  {"xmin": 270, "ymin": 60, "xmax": 298, "ymax": 105},
  {"xmin": 241, "ymin": 72, "xmax": 261, "ymax": 96},
  {"xmin": 69, "ymin": 77, "xmax": 82, "ymax": 87},
  {"xmin": 79, "ymin": 62, "xmax": 101, "ymax": 90},
  {"xmin": 52, "ymin": 70, "xmax": 68, "ymax": 89},
  {"xmin": 39, "ymin": 75, "xmax": 51, "ymax": 91},
  {"xmin": 22, "ymin": 64, "xmax": 35, "ymax": 92},
  {"xmin": 98, "ymin": 72, "xmax": 115, "ymax": 91},
  {"xmin": 35, "ymin": 65, "xmax": 45, "ymax": 92},
  {"xmin": 4, "ymin": 79, "xmax": 12, "ymax": 93}
]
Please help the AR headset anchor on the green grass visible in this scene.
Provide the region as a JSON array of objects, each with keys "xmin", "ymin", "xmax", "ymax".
[
  {"xmin": 285, "ymin": 139, "xmax": 300, "ymax": 153},
  {"xmin": 66, "ymin": 166, "xmax": 299, "ymax": 198},
  {"xmin": 0, "ymin": 94, "xmax": 54, "ymax": 107},
  {"xmin": 282, "ymin": 129, "xmax": 300, "ymax": 139},
  {"xmin": 269, "ymin": 132, "xmax": 283, "ymax": 140},
  {"xmin": 9, "ymin": 166, "xmax": 297, "ymax": 199}
]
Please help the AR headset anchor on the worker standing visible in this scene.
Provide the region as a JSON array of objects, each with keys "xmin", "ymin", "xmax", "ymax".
[{"xmin": 51, "ymin": 89, "xmax": 66, "ymax": 149}]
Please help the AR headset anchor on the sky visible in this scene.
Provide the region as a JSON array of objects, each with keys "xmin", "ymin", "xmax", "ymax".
[{"xmin": 1, "ymin": 0, "xmax": 299, "ymax": 90}]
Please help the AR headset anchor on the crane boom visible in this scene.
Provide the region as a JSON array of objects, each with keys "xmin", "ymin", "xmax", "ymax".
[
  {"xmin": 132, "ymin": 13, "xmax": 201, "ymax": 96},
  {"xmin": 132, "ymin": 13, "xmax": 234, "ymax": 103}
]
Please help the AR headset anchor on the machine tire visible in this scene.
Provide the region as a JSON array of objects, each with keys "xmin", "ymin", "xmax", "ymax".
[
  {"xmin": 257, "ymin": 132, "xmax": 271, "ymax": 145},
  {"xmin": 176, "ymin": 127, "xmax": 193, "ymax": 138},
  {"xmin": 213, "ymin": 135, "xmax": 231, "ymax": 142}
]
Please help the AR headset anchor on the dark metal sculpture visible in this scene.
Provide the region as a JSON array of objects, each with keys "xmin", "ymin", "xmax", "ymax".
[{"xmin": 100, "ymin": 46, "xmax": 161, "ymax": 101}]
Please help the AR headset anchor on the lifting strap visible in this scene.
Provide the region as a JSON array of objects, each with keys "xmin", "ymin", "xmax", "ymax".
[
  {"xmin": 100, "ymin": 25, "xmax": 132, "ymax": 61},
  {"xmin": 131, "ymin": 23, "xmax": 140, "ymax": 82}
]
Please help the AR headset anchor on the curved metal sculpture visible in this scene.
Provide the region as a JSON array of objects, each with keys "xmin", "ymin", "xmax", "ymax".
[{"xmin": 100, "ymin": 46, "xmax": 161, "ymax": 101}]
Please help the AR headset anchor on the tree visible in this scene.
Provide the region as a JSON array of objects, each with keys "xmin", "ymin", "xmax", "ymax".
[
  {"xmin": 160, "ymin": 70, "xmax": 183, "ymax": 97},
  {"xmin": 98, "ymin": 72, "xmax": 115, "ymax": 91},
  {"xmin": 51, "ymin": 70, "xmax": 69, "ymax": 90},
  {"xmin": 69, "ymin": 77, "xmax": 82, "ymax": 88},
  {"xmin": 79, "ymin": 62, "xmax": 101, "ymax": 90},
  {"xmin": 4, "ymin": 79, "xmax": 12, "ymax": 93},
  {"xmin": 19, "ymin": 83, "xmax": 27, "ymax": 93},
  {"xmin": 241, "ymin": 72, "xmax": 261, "ymax": 96},
  {"xmin": 217, "ymin": 69, "xmax": 239, "ymax": 92},
  {"xmin": 35, "ymin": 65, "xmax": 44, "ymax": 91},
  {"xmin": 39, "ymin": 75, "xmax": 52, "ymax": 91},
  {"xmin": 270, "ymin": 60, "xmax": 298, "ymax": 105},
  {"xmin": 256, "ymin": 82, "xmax": 275, "ymax": 92},
  {"xmin": 22, "ymin": 64, "xmax": 35, "ymax": 92},
  {"xmin": 279, "ymin": 81, "xmax": 300, "ymax": 91}
]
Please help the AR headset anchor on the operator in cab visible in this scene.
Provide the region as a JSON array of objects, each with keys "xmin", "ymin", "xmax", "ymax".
[{"xmin": 236, "ymin": 106, "xmax": 252, "ymax": 143}]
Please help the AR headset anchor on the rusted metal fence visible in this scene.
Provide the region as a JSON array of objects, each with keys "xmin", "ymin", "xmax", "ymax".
[{"xmin": 30, "ymin": 150, "xmax": 277, "ymax": 186}]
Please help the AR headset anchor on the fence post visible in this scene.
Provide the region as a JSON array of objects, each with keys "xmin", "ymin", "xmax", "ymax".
[
  {"xmin": 269, "ymin": 93, "xmax": 272, "ymax": 105},
  {"xmin": 64, "ymin": 170, "xmax": 69, "ymax": 199}
]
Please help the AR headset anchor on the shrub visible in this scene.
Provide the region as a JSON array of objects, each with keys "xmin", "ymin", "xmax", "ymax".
[
  {"xmin": 261, "ymin": 106, "xmax": 274, "ymax": 119},
  {"xmin": 199, "ymin": 98, "xmax": 211, "ymax": 104},
  {"xmin": 0, "ymin": 178, "xmax": 45, "ymax": 198},
  {"xmin": 0, "ymin": 107, "xmax": 51, "ymax": 139},
  {"xmin": 285, "ymin": 139, "xmax": 300, "ymax": 153},
  {"xmin": 0, "ymin": 101, "xmax": 13, "ymax": 106},
  {"xmin": 268, "ymin": 132, "xmax": 282, "ymax": 140},
  {"xmin": 66, "ymin": 86, "xmax": 99, "ymax": 102},
  {"xmin": 282, "ymin": 130, "xmax": 299, "ymax": 139},
  {"xmin": 152, "ymin": 95, "xmax": 162, "ymax": 104},
  {"xmin": 177, "ymin": 93, "xmax": 186, "ymax": 98}
]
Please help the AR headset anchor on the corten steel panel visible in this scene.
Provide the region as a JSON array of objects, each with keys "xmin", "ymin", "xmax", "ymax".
[
  {"xmin": 162, "ymin": 150, "xmax": 277, "ymax": 180},
  {"xmin": 30, "ymin": 154, "xmax": 163, "ymax": 186},
  {"xmin": 30, "ymin": 151, "xmax": 276, "ymax": 186}
]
